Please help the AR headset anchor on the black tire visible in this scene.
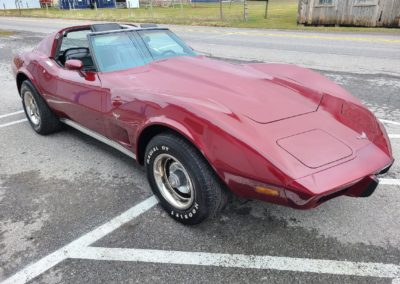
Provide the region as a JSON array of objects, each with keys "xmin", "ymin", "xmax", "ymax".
[
  {"xmin": 21, "ymin": 80, "xmax": 62, "ymax": 135},
  {"xmin": 145, "ymin": 133, "xmax": 229, "ymax": 225}
]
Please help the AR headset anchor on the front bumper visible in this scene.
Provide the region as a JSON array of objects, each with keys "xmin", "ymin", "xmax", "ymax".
[{"xmin": 285, "ymin": 143, "xmax": 394, "ymax": 209}]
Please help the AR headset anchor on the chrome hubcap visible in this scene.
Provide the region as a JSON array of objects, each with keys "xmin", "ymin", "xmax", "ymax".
[
  {"xmin": 153, "ymin": 154, "xmax": 194, "ymax": 210},
  {"xmin": 24, "ymin": 91, "xmax": 40, "ymax": 126}
]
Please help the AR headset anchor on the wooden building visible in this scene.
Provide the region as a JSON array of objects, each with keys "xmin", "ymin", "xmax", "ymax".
[{"xmin": 298, "ymin": 0, "xmax": 400, "ymax": 27}]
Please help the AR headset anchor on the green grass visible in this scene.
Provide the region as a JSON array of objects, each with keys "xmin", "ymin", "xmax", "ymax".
[
  {"xmin": 1, "ymin": 0, "xmax": 399, "ymax": 33},
  {"xmin": 0, "ymin": 30, "xmax": 13, "ymax": 36}
]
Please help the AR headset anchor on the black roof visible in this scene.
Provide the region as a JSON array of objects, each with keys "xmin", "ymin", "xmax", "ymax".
[{"xmin": 90, "ymin": 23, "xmax": 160, "ymax": 33}]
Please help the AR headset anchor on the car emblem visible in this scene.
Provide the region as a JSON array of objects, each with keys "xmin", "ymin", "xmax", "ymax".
[
  {"xmin": 357, "ymin": 132, "xmax": 368, "ymax": 140},
  {"xmin": 112, "ymin": 112, "xmax": 120, "ymax": 120}
]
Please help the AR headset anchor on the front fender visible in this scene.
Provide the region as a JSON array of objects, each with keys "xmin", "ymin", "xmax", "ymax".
[{"xmin": 134, "ymin": 101, "xmax": 290, "ymax": 203}]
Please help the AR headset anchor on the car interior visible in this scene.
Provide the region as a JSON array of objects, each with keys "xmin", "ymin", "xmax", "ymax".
[
  {"xmin": 56, "ymin": 28, "xmax": 95, "ymax": 71},
  {"xmin": 56, "ymin": 23, "xmax": 146, "ymax": 72}
]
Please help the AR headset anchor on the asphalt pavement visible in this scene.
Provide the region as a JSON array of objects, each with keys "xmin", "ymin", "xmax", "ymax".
[{"xmin": 0, "ymin": 17, "xmax": 399, "ymax": 284}]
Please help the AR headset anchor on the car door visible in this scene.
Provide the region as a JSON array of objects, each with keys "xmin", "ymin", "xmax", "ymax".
[
  {"xmin": 52, "ymin": 29, "xmax": 106, "ymax": 135},
  {"xmin": 55, "ymin": 68, "xmax": 106, "ymax": 135}
]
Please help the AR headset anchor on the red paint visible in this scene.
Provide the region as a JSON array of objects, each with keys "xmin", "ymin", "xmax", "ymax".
[{"xmin": 13, "ymin": 26, "xmax": 394, "ymax": 209}]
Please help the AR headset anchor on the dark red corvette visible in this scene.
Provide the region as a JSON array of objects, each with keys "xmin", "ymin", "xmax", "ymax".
[{"xmin": 13, "ymin": 23, "xmax": 393, "ymax": 224}]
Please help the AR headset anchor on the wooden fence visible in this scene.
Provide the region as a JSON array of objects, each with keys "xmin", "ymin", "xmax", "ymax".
[{"xmin": 298, "ymin": 0, "xmax": 400, "ymax": 27}]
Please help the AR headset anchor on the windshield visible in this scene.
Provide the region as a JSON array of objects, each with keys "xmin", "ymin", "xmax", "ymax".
[{"xmin": 89, "ymin": 29, "xmax": 196, "ymax": 72}]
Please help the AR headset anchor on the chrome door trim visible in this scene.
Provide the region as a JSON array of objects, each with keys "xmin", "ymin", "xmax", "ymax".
[{"xmin": 60, "ymin": 118, "xmax": 136, "ymax": 160}]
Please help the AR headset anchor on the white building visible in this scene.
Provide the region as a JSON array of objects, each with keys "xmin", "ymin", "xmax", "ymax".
[{"xmin": 0, "ymin": 0, "xmax": 41, "ymax": 9}]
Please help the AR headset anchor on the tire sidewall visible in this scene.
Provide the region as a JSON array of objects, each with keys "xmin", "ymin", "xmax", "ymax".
[
  {"xmin": 145, "ymin": 136, "xmax": 208, "ymax": 224},
  {"xmin": 21, "ymin": 82, "xmax": 42, "ymax": 132}
]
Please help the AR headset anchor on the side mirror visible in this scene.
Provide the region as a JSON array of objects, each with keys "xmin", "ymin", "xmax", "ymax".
[{"xmin": 65, "ymin": 59, "xmax": 83, "ymax": 71}]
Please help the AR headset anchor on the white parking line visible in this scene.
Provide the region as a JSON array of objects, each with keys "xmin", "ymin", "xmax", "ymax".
[
  {"xmin": 68, "ymin": 247, "xmax": 400, "ymax": 280},
  {"xmin": 0, "ymin": 110, "xmax": 24, "ymax": 119},
  {"xmin": 0, "ymin": 119, "xmax": 28, "ymax": 128},
  {"xmin": 380, "ymin": 119, "xmax": 400, "ymax": 126},
  {"xmin": 380, "ymin": 179, "xmax": 400, "ymax": 186},
  {"xmin": 389, "ymin": 134, "xmax": 400, "ymax": 139},
  {"xmin": 1, "ymin": 196, "xmax": 158, "ymax": 284}
]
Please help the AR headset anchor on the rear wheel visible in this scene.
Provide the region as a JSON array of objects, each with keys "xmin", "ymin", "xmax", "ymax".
[
  {"xmin": 21, "ymin": 80, "xmax": 62, "ymax": 135},
  {"xmin": 145, "ymin": 133, "xmax": 229, "ymax": 225}
]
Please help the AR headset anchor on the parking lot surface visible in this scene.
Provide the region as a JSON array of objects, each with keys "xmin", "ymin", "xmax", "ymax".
[{"xmin": 0, "ymin": 20, "xmax": 399, "ymax": 283}]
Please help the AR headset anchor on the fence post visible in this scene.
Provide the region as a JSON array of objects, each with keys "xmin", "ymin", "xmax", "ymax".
[
  {"xmin": 219, "ymin": 0, "xmax": 223, "ymax": 20},
  {"xmin": 128, "ymin": 1, "xmax": 131, "ymax": 17},
  {"xmin": 264, "ymin": 0, "xmax": 268, "ymax": 19},
  {"xmin": 3, "ymin": 3, "xmax": 5, "ymax": 16},
  {"xmin": 150, "ymin": 0, "xmax": 154, "ymax": 18},
  {"xmin": 243, "ymin": 0, "xmax": 248, "ymax": 21}
]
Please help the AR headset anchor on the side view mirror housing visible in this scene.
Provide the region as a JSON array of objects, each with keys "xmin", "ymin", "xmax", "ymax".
[{"xmin": 65, "ymin": 59, "xmax": 83, "ymax": 71}]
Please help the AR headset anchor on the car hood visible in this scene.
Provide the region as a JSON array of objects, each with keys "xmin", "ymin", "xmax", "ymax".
[{"xmin": 109, "ymin": 56, "xmax": 323, "ymax": 123}]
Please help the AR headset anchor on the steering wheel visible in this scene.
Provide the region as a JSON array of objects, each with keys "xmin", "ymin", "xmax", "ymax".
[{"xmin": 161, "ymin": 50, "xmax": 177, "ymax": 57}]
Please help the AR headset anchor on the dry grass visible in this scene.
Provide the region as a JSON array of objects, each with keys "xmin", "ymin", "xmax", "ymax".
[{"xmin": 0, "ymin": 30, "xmax": 13, "ymax": 36}]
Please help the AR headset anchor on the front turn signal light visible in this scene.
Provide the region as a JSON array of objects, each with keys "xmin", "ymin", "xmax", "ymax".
[{"xmin": 255, "ymin": 186, "xmax": 280, "ymax": 197}]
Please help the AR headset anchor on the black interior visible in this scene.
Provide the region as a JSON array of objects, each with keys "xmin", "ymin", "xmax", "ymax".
[{"xmin": 59, "ymin": 47, "xmax": 95, "ymax": 71}]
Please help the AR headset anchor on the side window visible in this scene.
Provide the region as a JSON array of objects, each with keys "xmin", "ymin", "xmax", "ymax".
[
  {"xmin": 60, "ymin": 30, "xmax": 91, "ymax": 52},
  {"xmin": 57, "ymin": 29, "xmax": 94, "ymax": 69},
  {"xmin": 317, "ymin": 0, "xmax": 334, "ymax": 5},
  {"xmin": 353, "ymin": 0, "xmax": 378, "ymax": 6},
  {"xmin": 90, "ymin": 32, "xmax": 148, "ymax": 72}
]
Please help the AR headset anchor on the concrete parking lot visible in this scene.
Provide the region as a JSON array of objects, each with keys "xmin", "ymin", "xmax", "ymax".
[{"xmin": 0, "ymin": 18, "xmax": 399, "ymax": 283}]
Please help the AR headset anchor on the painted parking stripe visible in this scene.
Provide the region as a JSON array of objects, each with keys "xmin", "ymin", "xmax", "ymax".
[
  {"xmin": 0, "ymin": 110, "xmax": 24, "ymax": 119},
  {"xmin": 0, "ymin": 119, "xmax": 28, "ymax": 128},
  {"xmin": 1, "ymin": 196, "xmax": 158, "ymax": 284},
  {"xmin": 380, "ymin": 179, "xmax": 400, "ymax": 186},
  {"xmin": 380, "ymin": 119, "xmax": 400, "ymax": 126},
  {"xmin": 389, "ymin": 134, "xmax": 400, "ymax": 139},
  {"xmin": 68, "ymin": 247, "xmax": 400, "ymax": 280}
]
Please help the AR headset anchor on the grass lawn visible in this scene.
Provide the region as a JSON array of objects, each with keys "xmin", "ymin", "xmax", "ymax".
[
  {"xmin": 1, "ymin": 0, "xmax": 399, "ymax": 33},
  {"xmin": 0, "ymin": 30, "xmax": 13, "ymax": 36}
]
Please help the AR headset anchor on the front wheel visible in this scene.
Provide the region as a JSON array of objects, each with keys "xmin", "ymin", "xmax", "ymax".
[
  {"xmin": 21, "ymin": 80, "xmax": 61, "ymax": 135},
  {"xmin": 145, "ymin": 133, "xmax": 229, "ymax": 225}
]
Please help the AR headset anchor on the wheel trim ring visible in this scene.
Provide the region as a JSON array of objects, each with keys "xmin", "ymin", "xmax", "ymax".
[
  {"xmin": 24, "ymin": 91, "xmax": 40, "ymax": 126},
  {"xmin": 153, "ymin": 153, "xmax": 195, "ymax": 210}
]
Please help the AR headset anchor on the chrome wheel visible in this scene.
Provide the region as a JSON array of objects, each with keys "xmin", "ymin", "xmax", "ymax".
[
  {"xmin": 24, "ymin": 91, "xmax": 40, "ymax": 126},
  {"xmin": 153, "ymin": 153, "xmax": 194, "ymax": 210}
]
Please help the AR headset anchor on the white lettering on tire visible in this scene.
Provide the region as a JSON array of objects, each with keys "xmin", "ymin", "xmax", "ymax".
[
  {"xmin": 147, "ymin": 145, "xmax": 170, "ymax": 164},
  {"xmin": 169, "ymin": 203, "xmax": 200, "ymax": 220},
  {"xmin": 146, "ymin": 146, "xmax": 159, "ymax": 164}
]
